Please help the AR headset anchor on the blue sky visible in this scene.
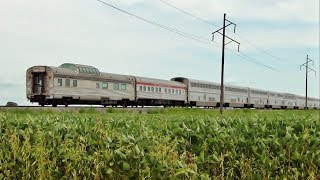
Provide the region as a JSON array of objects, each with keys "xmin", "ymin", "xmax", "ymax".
[{"xmin": 0, "ymin": 0, "xmax": 319, "ymax": 105}]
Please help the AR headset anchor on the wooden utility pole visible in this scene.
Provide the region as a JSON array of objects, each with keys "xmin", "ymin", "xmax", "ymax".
[
  {"xmin": 212, "ymin": 13, "xmax": 240, "ymax": 114},
  {"xmin": 300, "ymin": 55, "xmax": 316, "ymax": 109}
]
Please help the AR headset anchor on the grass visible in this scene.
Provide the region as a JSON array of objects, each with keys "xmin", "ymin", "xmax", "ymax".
[{"xmin": 0, "ymin": 108, "xmax": 319, "ymax": 179}]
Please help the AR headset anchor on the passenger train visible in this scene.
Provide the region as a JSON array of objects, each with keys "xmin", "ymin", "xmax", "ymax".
[{"xmin": 26, "ymin": 63, "xmax": 320, "ymax": 109}]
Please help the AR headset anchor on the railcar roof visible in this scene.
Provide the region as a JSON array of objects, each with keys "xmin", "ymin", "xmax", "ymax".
[
  {"xmin": 100, "ymin": 72, "xmax": 132, "ymax": 81},
  {"xmin": 186, "ymin": 78, "xmax": 249, "ymax": 89},
  {"xmin": 249, "ymin": 87, "xmax": 269, "ymax": 92},
  {"xmin": 50, "ymin": 66, "xmax": 76, "ymax": 74},
  {"xmin": 187, "ymin": 78, "xmax": 221, "ymax": 86},
  {"xmin": 135, "ymin": 76, "xmax": 186, "ymax": 86}
]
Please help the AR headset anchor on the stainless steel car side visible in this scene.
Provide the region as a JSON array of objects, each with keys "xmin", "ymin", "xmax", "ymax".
[
  {"xmin": 171, "ymin": 77, "xmax": 319, "ymax": 109},
  {"xmin": 26, "ymin": 63, "xmax": 319, "ymax": 109},
  {"xmin": 27, "ymin": 63, "xmax": 186, "ymax": 107}
]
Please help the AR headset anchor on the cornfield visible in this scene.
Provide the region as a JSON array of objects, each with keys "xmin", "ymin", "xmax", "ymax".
[{"xmin": 0, "ymin": 108, "xmax": 319, "ymax": 179}]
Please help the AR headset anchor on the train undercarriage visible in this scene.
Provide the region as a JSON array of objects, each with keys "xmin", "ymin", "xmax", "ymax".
[{"xmin": 30, "ymin": 96, "xmax": 316, "ymax": 109}]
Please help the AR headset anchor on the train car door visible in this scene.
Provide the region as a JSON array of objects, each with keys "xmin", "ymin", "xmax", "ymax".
[{"xmin": 32, "ymin": 73, "xmax": 46, "ymax": 94}]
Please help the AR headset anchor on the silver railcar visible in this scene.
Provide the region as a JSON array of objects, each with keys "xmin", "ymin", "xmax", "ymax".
[
  {"xmin": 27, "ymin": 63, "xmax": 135, "ymax": 106},
  {"xmin": 134, "ymin": 76, "xmax": 186, "ymax": 106},
  {"xmin": 26, "ymin": 63, "xmax": 320, "ymax": 109}
]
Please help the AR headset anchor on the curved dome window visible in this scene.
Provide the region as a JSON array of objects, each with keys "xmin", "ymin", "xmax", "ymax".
[{"xmin": 60, "ymin": 63, "xmax": 100, "ymax": 75}]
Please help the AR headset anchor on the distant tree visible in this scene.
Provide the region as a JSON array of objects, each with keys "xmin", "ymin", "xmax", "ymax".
[{"xmin": 6, "ymin": 102, "xmax": 18, "ymax": 107}]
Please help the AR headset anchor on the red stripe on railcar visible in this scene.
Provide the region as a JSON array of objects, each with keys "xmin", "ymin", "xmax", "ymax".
[{"xmin": 136, "ymin": 82, "xmax": 186, "ymax": 89}]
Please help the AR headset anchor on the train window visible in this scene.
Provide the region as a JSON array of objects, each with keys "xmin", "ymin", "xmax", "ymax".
[
  {"xmin": 179, "ymin": 90, "xmax": 181, "ymax": 94},
  {"xmin": 96, "ymin": 83, "xmax": 100, "ymax": 89},
  {"xmin": 155, "ymin": 87, "xmax": 158, "ymax": 92},
  {"xmin": 58, "ymin": 79, "xmax": 63, "ymax": 86},
  {"xmin": 139, "ymin": 86, "xmax": 142, "ymax": 91},
  {"xmin": 114, "ymin": 83, "xmax": 119, "ymax": 90},
  {"xmin": 159, "ymin": 88, "xmax": 161, "ymax": 92},
  {"xmin": 102, "ymin": 82, "xmax": 108, "ymax": 89},
  {"xmin": 165, "ymin": 88, "xmax": 167, "ymax": 93},
  {"xmin": 176, "ymin": 90, "xmax": 178, "ymax": 94},
  {"xmin": 151, "ymin": 87, "xmax": 154, "ymax": 92},
  {"xmin": 65, "ymin": 79, "xmax": 70, "ymax": 87},
  {"xmin": 172, "ymin": 89, "xmax": 174, "ymax": 93},
  {"xmin": 148, "ymin": 87, "xmax": 150, "ymax": 92},
  {"xmin": 73, "ymin": 80, "xmax": 77, "ymax": 87},
  {"xmin": 168, "ymin": 89, "xmax": 171, "ymax": 93},
  {"xmin": 121, "ymin": 84, "xmax": 126, "ymax": 90},
  {"xmin": 143, "ymin": 86, "xmax": 146, "ymax": 91}
]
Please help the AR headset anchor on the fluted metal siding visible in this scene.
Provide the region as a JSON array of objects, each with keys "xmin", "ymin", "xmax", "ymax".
[{"xmin": 52, "ymin": 78, "xmax": 135, "ymax": 101}]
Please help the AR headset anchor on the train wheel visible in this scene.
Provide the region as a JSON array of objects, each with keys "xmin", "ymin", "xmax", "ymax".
[{"xmin": 122, "ymin": 101, "xmax": 127, "ymax": 108}]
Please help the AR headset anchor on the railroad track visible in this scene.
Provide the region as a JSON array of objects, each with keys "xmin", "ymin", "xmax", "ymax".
[
  {"xmin": 0, "ymin": 105, "xmax": 176, "ymax": 111},
  {"xmin": 0, "ymin": 106, "xmax": 226, "ymax": 112}
]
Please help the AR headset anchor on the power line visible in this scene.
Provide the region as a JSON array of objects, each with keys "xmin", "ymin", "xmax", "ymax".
[
  {"xmin": 158, "ymin": 0, "xmax": 219, "ymax": 28},
  {"xmin": 158, "ymin": 0, "xmax": 293, "ymax": 65},
  {"xmin": 225, "ymin": 47, "xmax": 278, "ymax": 71},
  {"xmin": 97, "ymin": 0, "xmax": 212, "ymax": 46},
  {"xmin": 238, "ymin": 51, "xmax": 278, "ymax": 71},
  {"xmin": 234, "ymin": 32, "xmax": 293, "ymax": 63},
  {"xmin": 97, "ymin": 0, "xmax": 276, "ymax": 71}
]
